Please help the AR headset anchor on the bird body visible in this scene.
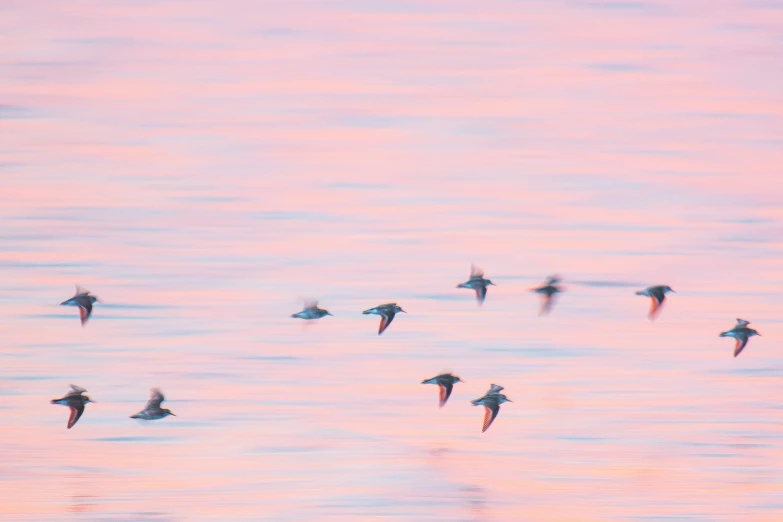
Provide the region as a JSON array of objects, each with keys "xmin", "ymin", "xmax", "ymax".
[
  {"xmin": 130, "ymin": 388, "xmax": 175, "ymax": 420},
  {"xmin": 421, "ymin": 373, "xmax": 462, "ymax": 408},
  {"xmin": 720, "ymin": 318, "xmax": 760, "ymax": 357},
  {"xmin": 471, "ymin": 384, "xmax": 511, "ymax": 433},
  {"xmin": 457, "ymin": 265, "xmax": 495, "ymax": 305},
  {"xmin": 362, "ymin": 303, "xmax": 405, "ymax": 335},
  {"xmin": 51, "ymin": 384, "xmax": 93, "ymax": 429}
]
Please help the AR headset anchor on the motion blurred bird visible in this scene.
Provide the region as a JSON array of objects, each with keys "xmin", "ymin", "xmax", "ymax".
[
  {"xmin": 635, "ymin": 285, "xmax": 674, "ymax": 320},
  {"xmin": 60, "ymin": 285, "xmax": 100, "ymax": 326},
  {"xmin": 362, "ymin": 303, "xmax": 405, "ymax": 335},
  {"xmin": 457, "ymin": 265, "xmax": 495, "ymax": 305},
  {"xmin": 532, "ymin": 275, "xmax": 563, "ymax": 315},
  {"xmin": 421, "ymin": 373, "xmax": 462, "ymax": 408},
  {"xmin": 130, "ymin": 388, "xmax": 176, "ymax": 420},
  {"xmin": 720, "ymin": 318, "xmax": 761, "ymax": 358},
  {"xmin": 50, "ymin": 384, "xmax": 94, "ymax": 429},
  {"xmin": 471, "ymin": 384, "xmax": 511, "ymax": 433},
  {"xmin": 291, "ymin": 301, "xmax": 332, "ymax": 320}
]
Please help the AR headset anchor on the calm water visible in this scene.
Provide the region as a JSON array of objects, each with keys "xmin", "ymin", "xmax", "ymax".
[{"xmin": 2, "ymin": 1, "xmax": 783, "ymax": 520}]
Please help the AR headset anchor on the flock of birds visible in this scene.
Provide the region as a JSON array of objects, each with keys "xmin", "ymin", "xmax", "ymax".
[{"xmin": 53, "ymin": 265, "xmax": 761, "ymax": 433}]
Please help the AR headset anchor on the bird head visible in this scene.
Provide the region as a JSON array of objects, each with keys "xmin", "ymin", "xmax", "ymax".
[
  {"xmin": 163, "ymin": 409, "xmax": 176, "ymax": 417},
  {"xmin": 395, "ymin": 305, "xmax": 406, "ymax": 313}
]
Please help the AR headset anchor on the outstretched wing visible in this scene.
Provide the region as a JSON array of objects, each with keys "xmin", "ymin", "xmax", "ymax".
[
  {"xmin": 481, "ymin": 404, "xmax": 500, "ymax": 433},
  {"xmin": 648, "ymin": 296, "xmax": 664, "ymax": 320},
  {"xmin": 438, "ymin": 383, "xmax": 454, "ymax": 408},
  {"xmin": 78, "ymin": 301, "xmax": 93, "ymax": 325},
  {"xmin": 146, "ymin": 388, "xmax": 165, "ymax": 410},
  {"xmin": 475, "ymin": 286, "xmax": 487, "ymax": 304},
  {"xmin": 378, "ymin": 312, "xmax": 395, "ymax": 335},
  {"xmin": 487, "ymin": 384, "xmax": 504, "ymax": 394},
  {"xmin": 470, "ymin": 264, "xmax": 484, "ymax": 278},
  {"xmin": 539, "ymin": 294, "xmax": 555, "ymax": 316},
  {"xmin": 734, "ymin": 337, "xmax": 749, "ymax": 358},
  {"xmin": 68, "ymin": 384, "xmax": 87, "ymax": 396},
  {"xmin": 67, "ymin": 403, "xmax": 85, "ymax": 429},
  {"xmin": 736, "ymin": 318, "xmax": 750, "ymax": 328}
]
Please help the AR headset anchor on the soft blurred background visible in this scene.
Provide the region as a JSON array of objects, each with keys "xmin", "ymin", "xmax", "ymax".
[{"xmin": 2, "ymin": 0, "xmax": 783, "ymax": 520}]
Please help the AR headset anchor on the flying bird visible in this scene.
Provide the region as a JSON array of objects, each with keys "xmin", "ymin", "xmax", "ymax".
[
  {"xmin": 362, "ymin": 303, "xmax": 405, "ymax": 335},
  {"xmin": 60, "ymin": 285, "xmax": 100, "ymax": 326},
  {"xmin": 457, "ymin": 265, "xmax": 495, "ymax": 305},
  {"xmin": 421, "ymin": 373, "xmax": 462, "ymax": 408},
  {"xmin": 291, "ymin": 301, "xmax": 332, "ymax": 320},
  {"xmin": 720, "ymin": 318, "xmax": 761, "ymax": 357},
  {"xmin": 130, "ymin": 388, "xmax": 176, "ymax": 420},
  {"xmin": 532, "ymin": 275, "xmax": 563, "ymax": 315},
  {"xmin": 471, "ymin": 384, "xmax": 511, "ymax": 433},
  {"xmin": 635, "ymin": 285, "xmax": 674, "ymax": 320},
  {"xmin": 50, "ymin": 384, "xmax": 94, "ymax": 429}
]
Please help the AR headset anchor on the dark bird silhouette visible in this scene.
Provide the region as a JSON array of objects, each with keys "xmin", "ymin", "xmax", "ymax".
[
  {"xmin": 60, "ymin": 285, "xmax": 100, "ymax": 326},
  {"xmin": 720, "ymin": 318, "xmax": 761, "ymax": 357},
  {"xmin": 532, "ymin": 275, "xmax": 563, "ymax": 315},
  {"xmin": 635, "ymin": 285, "xmax": 674, "ymax": 320},
  {"xmin": 471, "ymin": 384, "xmax": 511, "ymax": 433},
  {"xmin": 51, "ymin": 385, "xmax": 94, "ymax": 429},
  {"xmin": 421, "ymin": 373, "xmax": 462, "ymax": 408},
  {"xmin": 130, "ymin": 388, "xmax": 176, "ymax": 420},
  {"xmin": 457, "ymin": 265, "xmax": 495, "ymax": 305},
  {"xmin": 362, "ymin": 303, "xmax": 405, "ymax": 335}
]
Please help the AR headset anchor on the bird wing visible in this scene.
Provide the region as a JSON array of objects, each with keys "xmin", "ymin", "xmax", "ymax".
[
  {"xmin": 67, "ymin": 402, "xmax": 85, "ymax": 429},
  {"xmin": 481, "ymin": 403, "xmax": 500, "ymax": 433},
  {"xmin": 648, "ymin": 296, "xmax": 663, "ymax": 320},
  {"xmin": 378, "ymin": 311, "xmax": 395, "ymax": 335},
  {"xmin": 78, "ymin": 301, "xmax": 93, "ymax": 325},
  {"xmin": 470, "ymin": 264, "xmax": 484, "ymax": 278},
  {"xmin": 68, "ymin": 384, "xmax": 87, "ymax": 396},
  {"xmin": 439, "ymin": 383, "xmax": 454, "ymax": 408},
  {"xmin": 539, "ymin": 294, "xmax": 554, "ymax": 316},
  {"xmin": 734, "ymin": 336, "xmax": 749, "ymax": 358},
  {"xmin": 475, "ymin": 285, "xmax": 487, "ymax": 304},
  {"xmin": 146, "ymin": 388, "xmax": 165, "ymax": 410},
  {"xmin": 736, "ymin": 318, "xmax": 750, "ymax": 327},
  {"xmin": 487, "ymin": 384, "xmax": 504, "ymax": 394}
]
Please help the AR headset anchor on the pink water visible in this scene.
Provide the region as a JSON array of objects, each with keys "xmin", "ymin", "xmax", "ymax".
[{"xmin": 2, "ymin": 0, "xmax": 783, "ymax": 520}]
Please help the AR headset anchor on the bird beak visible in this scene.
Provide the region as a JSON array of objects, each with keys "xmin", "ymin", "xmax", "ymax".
[
  {"xmin": 171, "ymin": 412, "xmax": 177, "ymax": 416},
  {"xmin": 326, "ymin": 312, "xmax": 333, "ymax": 316},
  {"xmin": 400, "ymin": 309, "xmax": 407, "ymax": 313}
]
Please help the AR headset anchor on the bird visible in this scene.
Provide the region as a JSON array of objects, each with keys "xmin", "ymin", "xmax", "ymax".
[
  {"xmin": 50, "ymin": 384, "xmax": 94, "ymax": 429},
  {"xmin": 457, "ymin": 265, "xmax": 496, "ymax": 305},
  {"xmin": 471, "ymin": 384, "xmax": 511, "ymax": 433},
  {"xmin": 421, "ymin": 373, "xmax": 462, "ymax": 408},
  {"xmin": 635, "ymin": 285, "xmax": 675, "ymax": 320},
  {"xmin": 362, "ymin": 303, "xmax": 405, "ymax": 335},
  {"xmin": 291, "ymin": 301, "xmax": 332, "ymax": 320},
  {"xmin": 130, "ymin": 388, "xmax": 176, "ymax": 420},
  {"xmin": 720, "ymin": 318, "xmax": 761, "ymax": 358},
  {"xmin": 532, "ymin": 275, "xmax": 563, "ymax": 315},
  {"xmin": 60, "ymin": 285, "xmax": 100, "ymax": 326}
]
